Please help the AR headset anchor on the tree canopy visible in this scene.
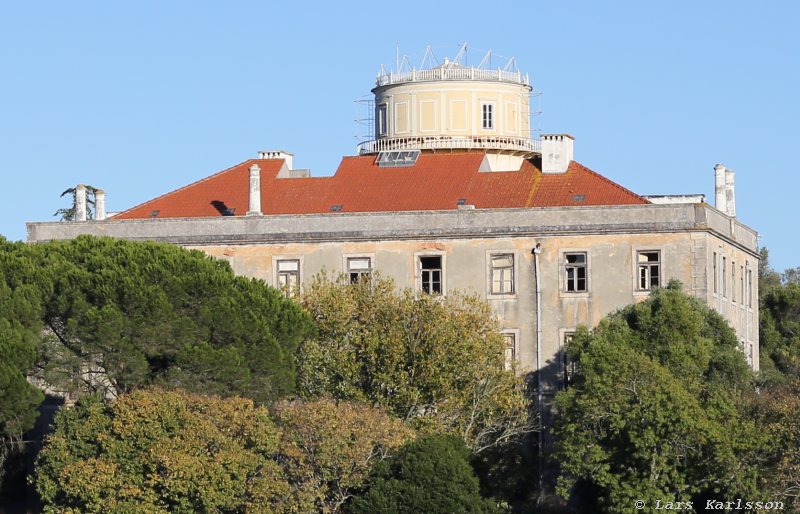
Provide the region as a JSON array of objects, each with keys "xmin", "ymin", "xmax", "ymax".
[
  {"xmin": 0, "ymin": 239, "xmax": 45, "ymax": 487},
  {"xmin": 553, "ymin": 282, "xmax": 760, "ymax": 511},
  {"xmin": 17, "ymin": 235, "xmax": 313, "ymax": 403},
  {"xmin": 297, "ymin": 274, "xmax": 534, "ymax": 452},
  {"xmin": 35, "ymin": 389, "xmax": 413, "ymax": 514},
  {"xmin": 758, "ymin": 248, "xmax": 800, "ymax": 384},
  {"xmin": 347, "ymin": 435, "xmax": 501, "ymax": 514}
]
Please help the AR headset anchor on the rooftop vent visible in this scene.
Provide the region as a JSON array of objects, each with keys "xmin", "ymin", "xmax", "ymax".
[
  {"xmin": 330, "ymin": 204, "xmax": 343, "ymax": 212},
  {"xmin": 258, "ymin": 150, "xmax": 294, "ymax": 170},
  {"xmin": 150, "ymin": 210, "xmax": 160, "ymax": 217},
  {"xmin": 376, "ymin": 150, "xmax": 421, "ymax": 168}
]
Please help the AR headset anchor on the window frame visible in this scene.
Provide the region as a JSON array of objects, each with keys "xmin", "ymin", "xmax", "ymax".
[
  {"xmin": 501, "ymin": 328, "xmax": 520, "ymax": 372},
  {"xmin": 343, "ymin": 254, "xmax": 374, "ymax": 284},
  {"xmin": 480, "ymin": 101, "xmax": 495, "ymax": 131},
  {"xmin": 712, "ymin": 251, "xmax": 718, "ymax": 295},
  {"xmin": 561, "ymin": 251, "xmax": 589, "ymax": 294},
  {"xmin": 487, "ymin": 252, "xmax": 516, "ymax": 298},
  {"xmin": 635, "ymin": 249, "xmax": 662, "ymax": 292},
  {"xmin": 377, "ymin": 104, "xmax": 388, "ymax": 137},
  {"xmin": 559, "ymin": 329, "xmax": 577, "ymax": 390},
  {"xmin": 415, "ymin": 251, "xmax": 446, "ymax": 296},
  {"xmin": 273, "ymin": 257, "xmax": 303, "ymax": 297},
  {"xmin": 722, "ymin": 256, "xmax": 728, "ymax": 298}
]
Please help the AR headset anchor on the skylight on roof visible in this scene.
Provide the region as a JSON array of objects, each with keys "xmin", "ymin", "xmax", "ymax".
[{"xmin": 376, "ymin": 150, "xmax": 421, "ymax": 168}]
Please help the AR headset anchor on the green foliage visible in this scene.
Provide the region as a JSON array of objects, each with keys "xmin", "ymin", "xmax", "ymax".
[
  {"xmin": 297, "ymin": 274, "xmax": 535, "ymax": 452},
  {"xmin": 35, "ymin": 389, "xmax": 288, "ymax": 513},
  {"xmin": 0, "ymin": 238, "xmax": 45, "ymax": 487},
  {"xmin": 35, "ymin": 390, "xmax": 411, "ymax": 513},
  {"xmin": 19, "ymin": 235, "xmax": 313, "ymax": 403},
  {"xmin": 272, "ymin": 397, "xmax": 415, "ymax": 512},
  {"xmin": 753, "ymin": 379, "xmax": 800, "ymax": 508},
  {"xmin": 53, "ymin": 185, "xmax": 99, "ymax": 221},
  {"xmin": 759, "ymin": 249, "xmax": 800, "ymax": 383},
  {"xmin": 553, "ymin": 282, "xmax": 761, "ymax": 512},
  {"xmin": 348, "ymin": 434, "xmax": 501, "ymax": 514}
]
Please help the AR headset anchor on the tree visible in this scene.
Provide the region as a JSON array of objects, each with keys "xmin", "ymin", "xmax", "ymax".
[
  {"xmin": 760, "ymin": 282, "xmax": 800, "ymax": 383},
  {"xmin": 758, "ymin": 248, "xmax": 800, "ymax": 384},
  {"xmin": 297, "ymin": 274, "xmax": 535, "ymax": 452},
  {"xmin": 272, "ymin": 398, "xmax": 414, "ymax": 513},
  {"xmin": 53, "ymin": 185, "xmax": 99, "ymax": 221},
  {"xmin": 21, "ymin": 236, "xmax": 313, "ymax": 403},
  {"xmin": 0, "ymin": 239, "xmax": 45, "ymax": 491},
  {"xmin": 347, "ymin": 435, "xmax": 501, "ymax": 514},
  {"xmin": 553, "ymin": 282, "xmax": 761, "ymax": 512},
  {"xmin": 753, "ymin": 379, "xmax": 800, "ymax": 508},
  {"xmin": 35, "ymin": 389, "xmax": 290, "ymax": 513},
  {"xmin": 35, "ymin": 390, "xmax": 412, "ymax": 514}
]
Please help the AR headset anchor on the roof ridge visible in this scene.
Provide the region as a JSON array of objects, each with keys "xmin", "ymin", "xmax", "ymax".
[
  {"xmin": 115, "ymin": 158, "xmax": 279, "ymax": 218},
  {"xmin": 570, "ymin": 161, "xmax": 650, "ymax": 203}
]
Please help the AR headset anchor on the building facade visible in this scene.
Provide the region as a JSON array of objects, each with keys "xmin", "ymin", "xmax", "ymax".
[{"xmin": 26, "ymin": 51, "xmax": 760, "ymax": 400}]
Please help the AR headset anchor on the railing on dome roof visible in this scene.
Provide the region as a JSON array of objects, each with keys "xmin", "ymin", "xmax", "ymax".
[
  {"xmin": 375, "ymin": 67, "xmax": 530, "ymax": 87},
  {"xmin": 357, "ymin": 135, "xmax": 541, "ymax": 155}
]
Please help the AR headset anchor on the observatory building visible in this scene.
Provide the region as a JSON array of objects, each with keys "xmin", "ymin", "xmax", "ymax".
[{"xmin": 26, "ymin": 46, "xmax": 760, "ymax": 400}]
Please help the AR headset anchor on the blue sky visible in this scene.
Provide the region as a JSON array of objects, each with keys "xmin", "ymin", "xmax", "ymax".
[{"xmin": 2, "ymin": 1, "xmax": 797, "ymax": 271}]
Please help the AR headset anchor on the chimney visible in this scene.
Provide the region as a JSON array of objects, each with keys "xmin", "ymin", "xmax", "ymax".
[
  {"xmin": 714, "ymin": 164, "xmax": 727, "ymax": 214},
  {"xmin": 725, "ymin": 168, "xmax": 736, "ymax": 217},
  {"xmin": 541, "ymin": 134, "xmax": 574, "ymax": 174},
  {"xmin": 75, "ymin": 184, "xmax": 87, "ymax": 221},
  {"xmin": 95, "ymin": 189, "xmax": 106, "ymax": 221},
  {"xmin": 247, "ymin": 164, "xmax": 262, "ymax": 216},
  {"xmin": 258, "ymin": 150, "xmax": 294, "ymax": 170}
]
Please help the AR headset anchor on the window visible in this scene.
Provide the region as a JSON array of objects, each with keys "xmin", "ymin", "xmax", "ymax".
[
  {"xmin": 481, "ymin": 103, "xmax": 494, "ymax": 129},
  {"xmin": 564, "ymin": 252, "xmax": 587, "ymax": 292},
  {"xmin": 347, "ymin": 257, "xmax": 372, "ymax": 284},
  {"xmin": 419, "ymin": 255, "xmax": 443, "ymax": 295},
  {"xmin": 276, "ymin": 259, "xmax": 300, "ymax": 296},
  {"xmin": 490, "ymin": 254, "xmax": 514, "ymax": 295},
  {"xmin": 713, "ymin": 252, "xmax": 718, "ymax": 294},
  {"xmin": 637, "ymin": 251, "xmax": 661, "ymax": 290},
  {"xmin": 747, "ymin": 268, "xmax": 753, "ymax": 307},
  {"xmin": 377, "ymin": 104, "xmax": 388, "ymax": 136},
  {"xmin": 722, "ymin": 256, "xmax": 727, "ymax": 297},
  {"xmin": 732, "ymin": 261, "xmax": 737, "ymax": 302},
  {"xmin": 561, "ymin": 331, "xmax": 577, "ymax": 389},
  {"xmin": 740, "ymin": 265, "xmax": 745, "ymax": 304},
  {"xmin": 502, "ymin": 332, "xmax": 516, "ymax": 371}
]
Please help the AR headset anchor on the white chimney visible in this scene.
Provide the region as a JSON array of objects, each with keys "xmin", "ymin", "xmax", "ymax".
[
  {"xmin": 247, "ymin": 164, "xmax": 262, "ymax": 216},
  {"xmin": 725, "ymin": 168, "xmax": 736, "ymax": 217},
  {"xmin": 75, "ymin": 184, "xmax": 87, "ymax": 222},
  {"xmin": 95, "ymin": 189, "xmax": 106, "ymax": 221},
  {"xmin": 714, "ymin": 164, "xmax": 727, "ymax": 214},
  {"xmin": 257, "ymin": 150, "xmax": 293, "ymax": 170},
  {"xmin": 541, "ymin": 134, "xmax": 574, "ymax": 174}
]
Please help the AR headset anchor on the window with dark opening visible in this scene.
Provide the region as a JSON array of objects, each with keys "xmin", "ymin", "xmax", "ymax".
[
  {"xmin": 420, "ymin": 256, "xmax": 442, "ymax": 295},
  {"xmin": 481, "ymin": 103, "xmax": 493, "ymax": 129},
  {"xmin": 562, "ymin": 331, "xmax": 577, "ymax": 389},
  {"xmin": 347, "ymin": 257, "xmax": 372, "ymax": 284},
  {"xmin": 637, "ymin": 251, "xmax": 661, "ymax": 290},
  {"xmin": 564, "ymin": 253, "xmax": 587, "ymax": 292}
]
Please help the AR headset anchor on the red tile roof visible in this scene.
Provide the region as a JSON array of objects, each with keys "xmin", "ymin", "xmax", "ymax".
[{"xmin": 114, "ymin": 153, "xmax": 648, "ymax": 220}]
